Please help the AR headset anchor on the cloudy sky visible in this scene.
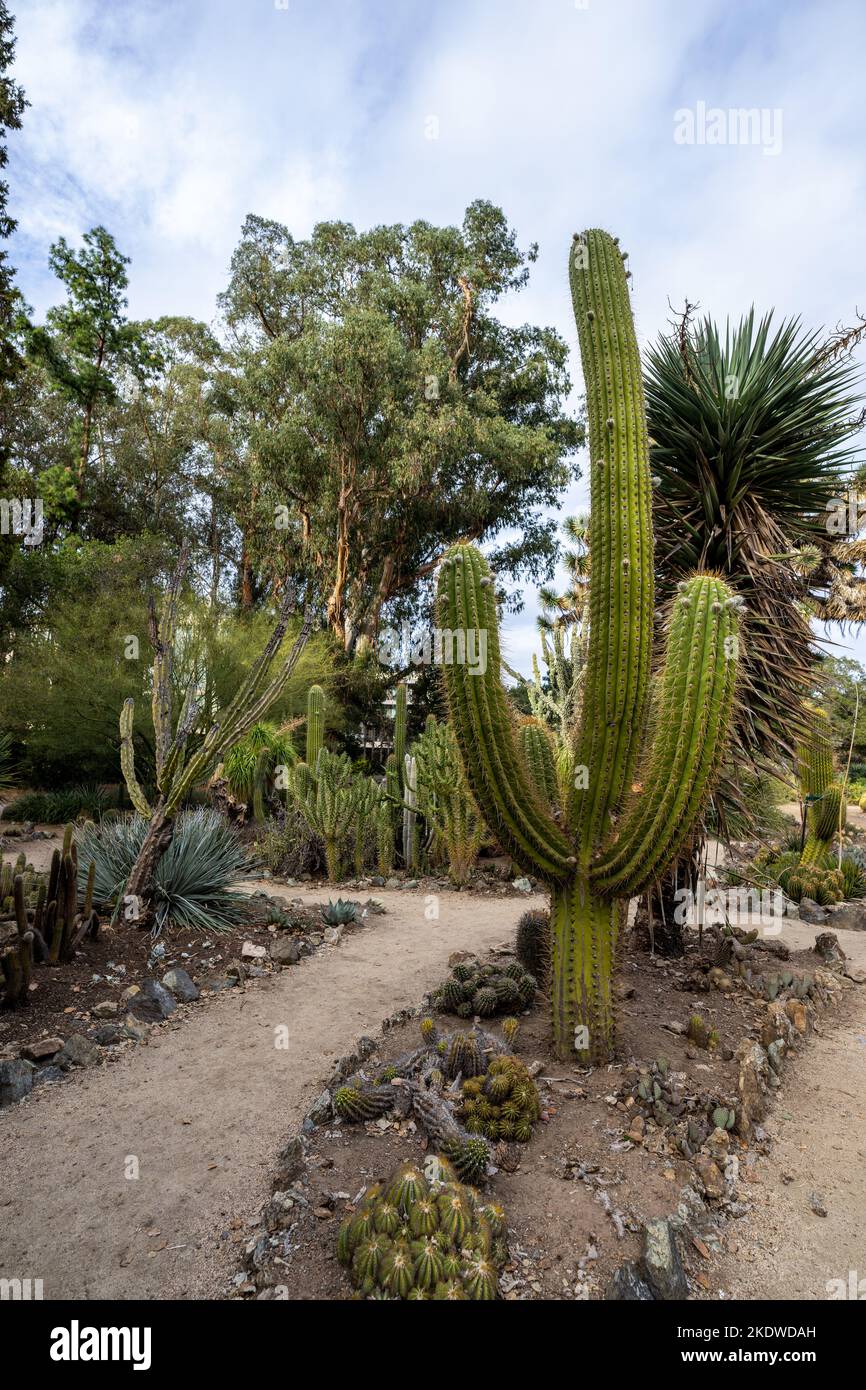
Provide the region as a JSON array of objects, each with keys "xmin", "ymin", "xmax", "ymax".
[{"xmin": 7, "ymin": 0, "xmax": 866, "ymax": 672}]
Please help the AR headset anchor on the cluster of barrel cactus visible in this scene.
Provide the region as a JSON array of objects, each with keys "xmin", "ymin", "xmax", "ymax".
[
  {"xmin": 686, "ymin": 1013, "xmax": 720, "ymax": 1051},
  {"xmin": 337, "ymin": 1159, "xmax": 508, "ymax": 1300},
  {"xmin": 333, "ymin": 1082, "xmax": 395, "ymax": 1122},
  {"xmin": 436, "ymin": 229, "xmax": 740, "ymax": 1061},
  {"xmin": 431, "ymin": 960, "xmax": 537, "ymax": 1019},
  {"xmin": 779, "ymin": 864, "xmax": 844, "ymax": 905},
  {"xmin": 460, "ymin": 1055, "xmax": 540, "ymax": 1143}
]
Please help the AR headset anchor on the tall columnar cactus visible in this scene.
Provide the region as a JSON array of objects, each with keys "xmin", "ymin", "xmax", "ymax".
[
  {"xmin": 796, "ymin": 707, "xmax": 845, "ymax": 867},
  {"xmin": 305, "ymin": 684, "xmax": 325, "ymax": 768},
  {"xmin": 402, "ymin": 753, "xmax": 418, "ymax": 870},
  {"xmin": 120, "ymin": 544, "xmax": 313, "ymax": 927},
  {"xmin": 393, "ymin": 681, "xmax": 408, "ymax": 774},
  {"xmin": 518, "ymin": 721, "xmax": 560, "ymax": 809},
  {"xmin": 414, "ymin": 716, "xmax": 485, "ymax": 883},
  {"xmin": 294, "ymin": 748, "xmax": 358, "ymax": 881},
  {"xmin": 437, "ymin": 229, "xmax": 740, "ymax": 1062}
]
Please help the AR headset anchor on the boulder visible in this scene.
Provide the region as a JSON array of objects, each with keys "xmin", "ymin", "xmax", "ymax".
[
  {"xmin": 162, "ymin": 966, "xmax": 199, "ymax": 1002},
  {"xmin": 692, "ymin": 1153, "xmax": 726, "ymax": 1201},
  {"xmin": 270, "ymin": 936, "xmax": 302, "ymax": 966},
  {"xmin": 605, "ymin": 1261, "xmax": 655, "ymax": 1300},
  {"xmin": 0, "ymin": 1058, "xmax": 36, "ymax": 1106},
  {"xmin": 57, "ymin": 1034, "xmax": 102, "ymax": 1069},
  {"xmin": 123, "ymin": 979, "xmax": 177, "ymax": 1021},
  {"xmin": 91, "ymin": 1000, "xmax": 118, "ymax": 1019},
  {"xmin": 20, "ymin": 1036, "xmax": 64, "ymax": 1062},
  {"xmin": 735, "ymin": 1039, "xmax": 771, "ymax": 1138},
  {"xmin": 641, "ymin": 1218, "xmax": 688, "ymax": 1299},
  {"xmin": 798, "ymin": 898, "xmax": 829, "ymax": 925},
  {"xmin": 825, "ymin": 901, "xmax": 866, "ymax": 932}
]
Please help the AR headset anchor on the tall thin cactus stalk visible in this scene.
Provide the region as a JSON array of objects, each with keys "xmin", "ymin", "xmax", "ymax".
[
  {"xmin": 120, "ymin": 545, "xmax": 313, "ymax": 927},
  {"xmin": 796, "ymin": 707, "xmax": 844, "ymax": 866},
  {"xmin": 402, "ymin": 753, "xmax": 418, "ymax": 870},
  {"xmin": 437, "ymin": 229, "xmax": 741, "ymax": 1062},
  {"xmin": 305, "ymin": 684, "xmax": 325, "ymax": 767}
]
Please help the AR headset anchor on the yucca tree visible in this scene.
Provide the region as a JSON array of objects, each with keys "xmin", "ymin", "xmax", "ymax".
[
  {"xmin": 223, "ymin": 720, "xmax": 300, "ymax": 820},
  {"xmin": 646, "ymin": 308, "xmax": 865, "ymax": 761}
]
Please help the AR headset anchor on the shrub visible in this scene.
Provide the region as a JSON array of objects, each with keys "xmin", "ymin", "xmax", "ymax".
[
  {"xmin": 75, "ymin": 808, "xmax": 254, "ymax": 934},
  {"xmin": 2, "ymin": 784, "xmax": 114, "ymax": 823}
]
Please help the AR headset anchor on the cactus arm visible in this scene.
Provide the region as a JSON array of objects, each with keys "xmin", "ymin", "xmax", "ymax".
[
  {"xmin": 796, "ymin": 708, "xmax": 842, "ymax": 866},
  {"xmin": 306, "ymin": 684, "xmax": 325, "ymax": 766},
  {"xmin": 568, "ymin": 230, "xmax": 654, "ymax": 851},
  {"xmin": 519, "ymin": 721, "xmax": 560, "ymax": 808},
  {"xmin": 119, "ymin": 699, "xmax": 153, "ymax": 817},
  {"xmin": 393, "ymin": 681, "xmax": 407, "ymax": 776},
  {"xmin": 590, "ymin": 574, "xmax": 740, "ymax": 898},
  {"xmin": 436, "ymin": 545, "xmax": 575, "ymax": 880}
]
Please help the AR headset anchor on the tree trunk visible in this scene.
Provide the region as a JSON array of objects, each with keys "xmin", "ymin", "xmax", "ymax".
[
  {"xmin": 123, "ymin": 802, "xmax": 176, "ymax": 931},
  {"xmin": 550, "ymin": 875, "xmax": 620, "ymax": 1064}
]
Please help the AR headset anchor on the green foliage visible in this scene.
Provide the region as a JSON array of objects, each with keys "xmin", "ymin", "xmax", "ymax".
[
  {"xmin": 219, "ymin": 203, "xmax": 581, "ymax": 652},
  {"xmin": 1, "ymin": 784, "xmax": 114, "ymax": 823},
  {"xmin": 75, "ymin": 807, "xmax": 253, "ymax": 934},
  {"xmin": 337, "ymin": 1160, "xmax": 507, "ymax": 1299},
  {"xmin": 0, "ymin": 730, "xmax": 16, "ymax": 793},
  {"xmin": 437, "ymin": 230, "xmax": 740, "ymax": 1062},
  {"xmin": 223, "ymin": 721, "xmax": 297, "ymax": 820}
]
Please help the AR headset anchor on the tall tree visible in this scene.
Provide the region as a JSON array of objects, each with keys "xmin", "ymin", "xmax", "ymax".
[
  {"xmin": 0, "ymin": 0, "xmax": 26, "ymax": 385},
  {"xmin": 220, "ymin": 200, "xmax": 581, "ymax": 651},
  {"xmin": 28, "ymin": 227, "xmax": 152, "ymax": 519}
]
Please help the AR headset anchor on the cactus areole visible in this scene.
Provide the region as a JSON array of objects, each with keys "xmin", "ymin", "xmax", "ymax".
[{"xmin": 436, "ymin": 229, "xmax": 740, "ymax": 1063}]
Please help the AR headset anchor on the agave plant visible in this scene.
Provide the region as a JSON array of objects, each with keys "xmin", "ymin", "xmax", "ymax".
[
  {"xmin": 75, "ymin": 808, "xmax": 254, "ymax": 934},
  {"xmin": 321, "ymin": 898, "xmax": 359, "ymax": 926},
  {"xmin": 646, "ymin": 307, "xmax": 865, "ymax": 761},
  {"xmin": 223, "ymin": 720, "xmax": 299, "ymax": 820}
]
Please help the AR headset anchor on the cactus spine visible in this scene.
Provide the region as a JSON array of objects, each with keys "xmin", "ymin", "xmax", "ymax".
[{"xmin": 436, "ymin": 229, "xmax": 740, "ymax": 1062}]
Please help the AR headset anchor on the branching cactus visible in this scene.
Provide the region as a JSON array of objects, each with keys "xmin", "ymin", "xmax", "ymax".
[
  {"xmin": 414, "ymin": 715, "xmax": 485, "ymax": 883},
  {"xmin": 437, "ymin": 229, "xmax": 741, "ymax": 1062},
  {"xmin": 120, "ymin": 544, "xmax": 313, "ymax": 926},
  {"xmin": 796, "ymin": 707, "xmax": 845, "ymax": 867}
]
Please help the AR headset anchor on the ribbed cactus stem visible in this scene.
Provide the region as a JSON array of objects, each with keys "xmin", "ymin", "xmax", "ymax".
[
  {"xmin": 436, "ymin": 228, "xmax": 740, "ymax": 1062},
  {"xmin": 394, "ymin": 682, "xmax": 408, "ymax": 778},
  {"xmin": 519, "ymin": 722, "xmax": 560, "ymax": 808},
  {"xmin": 306, "ymin": 685, "xmax": 325, "ymax": 767},
  {"xmin": 796, "ymin": 709, "xmax": 844, "ymax": 866},
  {"xmin": 402, "ymin": 754, "xmax": 418, "ymax": 869}
]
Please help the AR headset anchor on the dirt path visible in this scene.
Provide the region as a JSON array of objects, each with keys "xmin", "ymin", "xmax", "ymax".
[
  {"xmin": 713, "ymin": 921, "xmax": 866, "ymax": 1301},
  {"xmin": 0, "ymin": 886, "xmax": 544, "ymax": 1300}
]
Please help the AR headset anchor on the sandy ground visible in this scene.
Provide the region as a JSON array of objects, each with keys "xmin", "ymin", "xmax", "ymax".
[{"xmin": 0, "ymin": 884, "xmax": 544, "ymax": 1300}]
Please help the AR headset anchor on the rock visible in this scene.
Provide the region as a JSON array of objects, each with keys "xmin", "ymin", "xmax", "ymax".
[
  {"xmin": 385, "ymin": 877, "xmax": 400, "ymax": 889},
  {"xmin": 512, "ymin": 876, "xmax": 533, "ymax": 894},
  {"xmin": 735, "ymin": 1039, "xmax": 771, "ymax": 1138},
  {"xmin": 124, "ymin": 979, "xmax": 177, "ymax": 1021},
  {"xmin": 241, "ymin": 940, "xmax": 267, "ymax": 960},
  {"xmin": 404, "ymin": 879, "xmax": 419, "ymax": 890},
  {"xmin": 57, "ymin": 1034, "xmax": 102, "ymax": 1069},
  {"xmin": 767, "ymin": 1038, "xmax": 786, "ymax": 1074},
  {"xmin": 305, "ymin": 1089, "xmax": 332, "ymax": 1126},
  {"xmin": 813, "ymin": 931, "xmax": 846, "ymax": 968},
  {"xmin": 784, "ymin": 998, "xmax": 808, "ymax": 1035},
  {"xmin": 269, "ymin": 936, "xmax": 302, "ymax": 966},
  {"xmin": 844, "ymin": 964, "xmax": 866, "ymax": 984},
  {"xmin": 825, "ymin": 901, "xmax": 866, "ymax": 931},
  {"xmin": 20, "ymin": 1036, "xmax": 64, "ymax": 1062},
  {"xmin": 692, "ymin": 1153, "xmax": 726, "ymax": 1200},
  {"xmin": 0, "ymin": 1058, "xmax": 36, "ymax": 1106},
  {"xmin": 121, "ymin": 1014, "xmax": 151, "ymax": 1042},
  {"xmin": 370, "ymin": 876, "xmax": 386, "ymax": 887},
  {"xmin": 809, "ymin": 1192, "xmax": 828, "ymax": 1217},
  {"xmin": 363, "ymin": 897, "xmax": 386, "ymax": 915},
  {"xmin": 760, "ymin": 1002, "xmax": 790, "ymax": 1050},
  {"xmin": 32, "ymin": 1064, "xmax": 64, "ymax": 1087},
  {"xmin": 605, "ymin": 1261, "xmax": 655, "ymax": 1300},
  {"xmin": 798, "ymin": 897, "xmax": 829, "ymax": 925},
  {"xmin": 322, "ymin": 925, "xmax": 343, "ymax": 945},
  {"xmin": 91, "ymin": 1000, "xmax": 118, "ymax": 1019},
  {"xmin": 274, "ymin": 1135, "xmax": 306, "ymax": 1185},
  {"xmin": 641, "ymin": 1218, "xmax": 688, "ymax": 1300},
  {"xmin": 162, "ymin": 966, "xmax": 199, "ymax": 1002},
  {"xmin": 91, "ymin": 1024, "xmax": 125, "ymax": 1046}
]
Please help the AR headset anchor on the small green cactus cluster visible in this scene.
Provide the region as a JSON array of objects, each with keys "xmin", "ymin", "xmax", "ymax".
[
  {"xmin": 441, "ymin": 1031, "xmax": 486, "ymax": 1080},
  {"xmin": 2, "ymin": 824, "xmax": 99, "ymax": 1006},
  {"xmin": 320, "ymin": 898, "xmax": 359, "ymax": 926},
  {"xmin": 0, "ymin": 852, "xmax": 44, "ymax": 912},
  {"xmin": 514, "ymin": 908, "xmax": 550, "ymax": 986},
  {"xmin": 839, "ymin": 856, "xmax": 866, "ymax": 899},
  {"xmin": 337, "ymin": 1159, "xmax": 507, "ymax": 1299},
  {"xmin": 333, "ymin": 1082, "xmax": 395, "ymax": 1122},
  {"xmin": 431, "ymin": 960, "xmax": 537, "ymax": 1019},
  {"xmin": 633, "ymin": 1057, "xmax": 683, "ymax": 1129},
  {"xmin": 761, "ymin": 971, "xmax": 813, "ymax": 1003},
  {"xmin": 460, "ymin": 1055, "xmax": 541, "ymax": 1144},
  {"xmin": 687, "ymin": 1013, "xmax": 720, "ymax": 1052},
  {"xmin": 711, "ymin": 1105, "xmax": 737, "ymax": 1131},
  {"xmin": 779, "ymin": 864, "xmax": 844, "ymax": 905}
]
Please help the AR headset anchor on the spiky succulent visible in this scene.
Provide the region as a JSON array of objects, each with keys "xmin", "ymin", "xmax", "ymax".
[
  {"xmin": 436, "ymin": 230, "xmax": 740, "ymax": 1061},
  {"xmin": 320, "ymin": 897, "xmax": 359, "ymax": 926},
  {"xmin": 333, "ymin": 1083, "xmax": 394, "ymax": 1122},
  {"xmin": 432, "ymin": 959, "xmax": 538, "ymax": 1020},
  {"xmin": 515, "ymin": 908, "xmax": 551, "ymax": 985},
  {"xmin": 460, "ymin": 1054, "xmax": 541, "ymax": 1143},
  {"xmin": 337, "ymin": 1161, "xmax": 507, "ymax": 1299}
]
